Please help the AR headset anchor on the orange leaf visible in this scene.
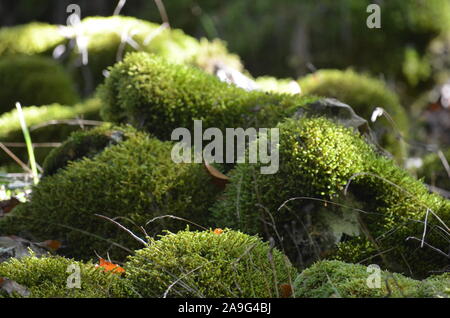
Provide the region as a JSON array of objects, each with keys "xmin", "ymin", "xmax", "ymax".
[
  {"xmin": 41, "ymin": 240, "xmax": 62, "ymax": 251},
  {"xmin": 97, "ymin": 258, "xmax": 125, "ymax": 274},
  {"xmin": 213, "ymin": 228, "xmax": 224, "ymax": 235}
]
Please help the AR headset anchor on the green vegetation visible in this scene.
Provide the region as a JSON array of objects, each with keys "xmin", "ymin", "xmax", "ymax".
[
  {"xmin": 0, "ymin": 132, "xmax": 222, "ymax": 260},
  {"xmin": 417, "ymin": 149, "xmax": 450, "ymax": 191},
  {"xmin": 98, "ymin": 52, "xmax": 318, "ymax": 140},
  {"xmin": 294, "ymin": 260, "xmax": 449, "ymax": 298},
  {"xmin": 0, "ymin": 22, "xmax": 64, "ymax": 57},
  {"xmin": 42, "ymin": 124, "xmax": 133, "ymax": 177},
  {"xmin": 0, "ymin": 55, "xmax": 79, "ymax": 114},
  {"xmin": 299, "ymin": 69, "xmax": 409, "ymax": 160},
  {"xmin": 0, "ymin": 255, "xmax": 133, "ymax": 298},
  {"xmin": 0, "ymin": 98, "xmax": 102, "ymax": 170},
  {"xmin": 211, "ymin": 117, "xmax": 450, "ymax": 278},
  {"xmin": 125, "ymin": 228, "xmax": 297, "ymax": 298}
]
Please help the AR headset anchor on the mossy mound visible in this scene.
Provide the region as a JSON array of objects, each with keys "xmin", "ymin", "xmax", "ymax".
[
  {"xmin": 294, "ymin": 260, "xmax": 449, "ymax": 298},
  {"xmin": 211, "ymin": 117, "xmax": 449, "ymax": 278},
  {"xmin": 255, "ymin": 76, "xmax": 301, "ymax": 94},
  {"xmin": 0, "ymin": 22, "xmax": 64, "ymax": 57},
  {"xmin": 0, "ymin": 55, "xmax": 79, "ymax": 114},
  {"xmin": 0, "ymin": 98, "xmax": 102, "ymax": 170},
  {"xmin": 42, "ymin": 124, "xmax": 134, "ymax": 177},
  {"xmin": 125, "ymin": 228, "xmax": 297, "ymax": 298},
  {"xmin": 98, "ymin": 52, "xmax": 318, "ymax": 140},
  {"xmin": 0, "ymin": 133, "xmax": 223, "ymax": 260},
  {"xmin": 417, "ymin": 149, "xmax": 450, "ymax": 191},
  {"xmin": 0, "ymin": 255, "xmax": 132, "ymax": 298},
  {"xmin": 298, "ymin": 70, "xmax": 409, "ymax": 160}
]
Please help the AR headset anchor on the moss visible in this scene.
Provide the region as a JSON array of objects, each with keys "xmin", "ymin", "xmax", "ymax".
[
  {"xmin": 0, "ymin": 22, "xmax": 64, "ymax": 57},
  {"xmin": 0, "ymin": 255, "xmax": 133, "ymax": 298},
  {"xmin": 417, "ymin": 149, "xmax": 450, "ymax": 191},
  {"xmin": 0, "ymin": 133, "xmax": 222, "ymax": 261},
  {"xmin": 98, "ymin": 52, "xmax": 318, "ymax": 140},
  {"xmin": 42, "ymin": 124, "xmax": 134, "ymax": 177},
  {"xmin": 255, "ymin": 76, "xmax": 300, "ymax": 94},
  {"xmin": 0, "ymin": 55, "xmax": 79, "ymax": 114},
  {"xmin": 211, "ymin": 117, "xmax": 449, "ymax": 278},
  {"xmin": 293, "ymin": 260, "xmax": 449, "ymax": 298},
  {"xmin": 125, "ymin": 228, "xmax": 297, "ymax": 298},
  {"xmin": 0, "ymin": 98, "xmax": 102, "ymax": 170},
  {"xmin": 298, "ymin": 69, "xmax": 409, "ymax": 161}
]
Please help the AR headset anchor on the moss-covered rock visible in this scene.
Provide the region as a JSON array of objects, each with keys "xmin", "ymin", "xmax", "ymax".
[
  {"xmin": 98, "ymin": 52, "xmax": 318, "ymax": 140},
  {"xmin": 0, "ymin": 22, "xmax": 64, "ymax": 57},
  {"xmin": 0, "ymin": 255, "xmax": 133, "ymax": 298},
  {"xmin": 125, "ymin": 228, "xmax": 297, "ymax": 298},
  {"xmin": 299, "ymin": 69, "xmax": 409, "ymax": 160},
  {"xmin": 0, "ymin": 132, "xmax": 223, "ymax": 260},
  {"xmin": 211, "ymin": 117, "xmax": 449, "ymax": 278},
  {"xmin": 0, "ymin": 98, "xmax": 102, "ymax": 170},
  {"xmin": 0, "ymin": 55, "xmax": 79, "ymax": 114},
  {"xmin": 42, "ymin": 124, "xmax": 133, "ymax": 177},
  {"xmin": 294, "ymin": 260, "xmax": 449, "ymax": 298}
]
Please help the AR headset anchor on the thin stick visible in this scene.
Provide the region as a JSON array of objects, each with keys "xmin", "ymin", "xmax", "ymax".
[
  {"xmin": 2, "ymin": 142, "xmax": 62, "ymax": 148},
  {"xmin": 154, "ymin": 0, "xmax": 170, "ymax": 27},
  {"xmin": 30, "ymin": 119, "xmax": 104, "ymax": 131},
  {"xmin": 437, "ymin": 150, "xmax": 450, "ymax": 180},
  {"xmin": 95, "ymin": 214, "xmax": 147, "ymax": 246},
  {"xmin": 0, "ymin": 142, "xmax": 33, "ymax": 174},
  {"xmin": 421, "ymin": 208, "xmax": 430, "ymax": 248},
  {"xmin": 113, "ymin": 0, "xmax": 127, "ymax": 15}
]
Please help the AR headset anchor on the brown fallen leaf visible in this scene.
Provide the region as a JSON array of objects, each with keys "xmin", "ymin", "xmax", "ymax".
[
  {"xmin": 0, "ymin": 236, "xmax": 53, "ymax": 263},
  {"xmin": 0, "ymin": 277, "xmax": 30, "ymax": 297},
  {"xmin": 0, "ymin": 197, "xmax": 20, "ymax": 217},
  {"xmin": 204, "ymin": 162, "xmax": 229, "ymax": 190},
  {"xmin": 35, "ymin": 240, "xmax": 62, "ymax": 252},
  {"xmin": 279, "ymin": 284, "xmax": 293, "ymax": 298}
]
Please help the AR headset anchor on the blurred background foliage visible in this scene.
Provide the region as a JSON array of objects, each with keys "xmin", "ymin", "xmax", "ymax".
[{"xmin": 2, "ymin": 0, "xmax": 450, "ymax": 88}]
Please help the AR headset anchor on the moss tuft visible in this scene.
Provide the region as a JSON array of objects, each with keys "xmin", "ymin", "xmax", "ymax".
[
  {"xmin": 298, "ymin": 69, "xmax": 409, "ymax": 160},
  {"xmin": 0, "ymin": 55, "xmax": 79, "ymax": 114},
  {"xmin": 211, "ymin": 117, "xmax": 449, "ymax": 278},
  {"xmin": 0, "ymin": 133, "xmax": 222, "ymax": 260},
  {"xmin": 0, "ymin": 255, "xmax": 133, "ymax": 298},
  {"xmin": 125, "ymin": 228, "xmax": 297, "ymax": 298},
  {"xmin": 294, "ymin": 260, "xmax": 449, "ymax": 298}
]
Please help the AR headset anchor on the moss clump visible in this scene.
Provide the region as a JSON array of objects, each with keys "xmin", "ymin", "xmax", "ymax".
[
  {"xmin": 0, "ymin": 133, "xmax": 223, "ymax": 260},
  {"xmin": 42, "ymin": 124, "xmax": 134, "ymax": 177},
  {"xmin": 211, "ymin": 117, "xmax": 449, "ymax": 278},
  {"xmin": 98, "ymin": 52, "xmax": 318, "ymax": 140},
  {"xmin": 255, "ymin": 76, "xmax": 301, "ymax": 94},
  {"xmin": 125, "ymin": 228, "xmax": 297, "ymax": 298},
  {"xmin": 417, "ymin": 149, "xmax": 450, "ymax": 191},
  {"xmin": 0, "ymin": 255, "xmax": 133, "ymax": 298},
  {"xmin": 0, "ymin": 22, "xmax": 64, "ymax": 57},
  {"xmin": 294, "ymin": 260, "xmax": 449, "ymax": 298},
  {"xmin": 0, "ymin": 98, "xmax": 101, "ymax": 170},
  {"xmin": 0, "ymin": 55, "xmax": 79, "ymax": 114},
  {"xmin": 299, "ymin": 70, "xmax": 409, "ymax": 160}
]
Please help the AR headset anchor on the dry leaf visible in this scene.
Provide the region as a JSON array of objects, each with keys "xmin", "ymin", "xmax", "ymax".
[
  {"xmin": 0, "ymin": 197, "xmax": 20, "ymax": 217},
  {"xmin": 96, "ymin": 258, "xmax": 125, "ymax": 274},
  {"xmin": 204, "ymin": 162, "xmax": 229, "ymax": 190},
  {"xmin": 0, "ymin": 277, "xmax": 30, "ymax": 297},
  {"xmin": 35, "ymin": 240, "xmax": 62, "ymax": 252},
  {"xmin": 213, "ymin": 228, "xmax": 224, "ymax": 235},
  {"xmin": 279, "ymin": 284, "xmax": 293, "ymax": 298}
]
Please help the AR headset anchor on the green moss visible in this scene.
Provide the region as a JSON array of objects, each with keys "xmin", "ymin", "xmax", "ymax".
[
  {"xmin": 0, "ymin": 133, "xmax": 222, "ymax": 261},
  {"xmin": 125, "ymin": 228, "xmax": 297, "ymax": 298},
  {"xmin": 98, "ymin": 52, "xmax": 318, "ymax": 140},
  {"xmin": 293, "ymin": 260, "xmax": 449, "ymax": 298},
  {"xmin": 0, "ymin": 22, "xmax": 64, "ymax": 57},
  {"xmin": 0, "ymin": 98, "xmax": 102, "ymax": 170},
  {"xmin": 0, "ymin": 255, "xmax": 133, "ymax": 298},
  {"xmin": 211, "ymin": 117, "xmax": 449, "ymax": 278},
  {"xmin": 299, "ymin": 69, "xmax": 409, "ymax": 160},
  {"xmin": 42, "ymin": 124, "xmax": 134, "ymax": 177},
  {"xmin": 0, "ymin": 55, "xmax": 79, "ymax": 114},
  {"xmin": 255, "ymin": 76, "xmax": 300, "ymax": 94},
  {"xmin": 417, "ymin": 149, "xmax": 450, "ymax": 191}
]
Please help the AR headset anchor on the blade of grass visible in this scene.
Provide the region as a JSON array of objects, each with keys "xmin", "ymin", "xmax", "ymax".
[{"xmin": 15, "ymin": 102, "xmax": 39, "ymax": 185}]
